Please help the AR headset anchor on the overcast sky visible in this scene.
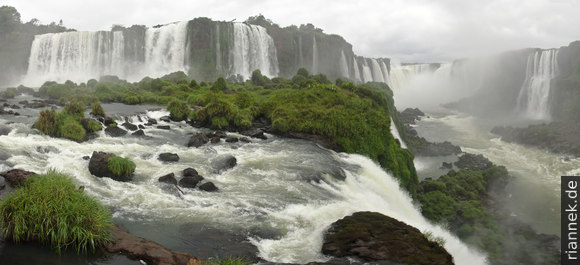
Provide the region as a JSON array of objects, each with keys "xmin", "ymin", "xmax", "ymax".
[{"xmin": 3, "ymin": 0, "xmax": 579, "ymax": 62}]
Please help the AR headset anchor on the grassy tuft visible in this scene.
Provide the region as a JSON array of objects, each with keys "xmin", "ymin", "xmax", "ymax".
[
  {"xmin": 167, "ymin": 99, "xmax": 190, "ymax": 121},
  {"xmin": 107, "ymin": 156, "xmax": 136, "ymax": 177},
  {"xmin": 202, "ymin": 256, "xmax": 253, "ymax": 265},
  {"xmin": 0, "ymin": 171, "xmax": 113, "ymax": 254}
]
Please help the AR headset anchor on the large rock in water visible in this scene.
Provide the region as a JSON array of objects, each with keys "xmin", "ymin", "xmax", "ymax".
[
  {"xmin": 0, "ymin": 169, "xmax": 37, "ymax": 187},
  {"xmin": 187, "ymin": 133, "xmax": 209, "ymax": 148},
  {"xmin": 322, "ymin": 212, "xmax": 454, "ymax": 265},
  {"xmin": 105, "ymin": 226, "xmax": 199, "ymax": 265},
  {"xmin": 212, "ymin": 155, "xmax": 237, "ymax": 173},
  {"xmin": 88, "ymin": 151, "xmax": 133, "ymax": 181},
  {"xmin": 158, "ymin": 153, "xmax": 180, "ymax": 162},
  {"xmin": 105, "ymin": 126, "xmax": 128, "ymax": 137}
]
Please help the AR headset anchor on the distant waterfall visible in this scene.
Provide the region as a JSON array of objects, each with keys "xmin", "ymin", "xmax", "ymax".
[
  {"xmin": 353, "ymin": 58, "xmax": 361, "ymax": 82},
  {"xmin": 388, "ymin": 63, "xmax": 434, "ymax": 90},
  {"xmin": 380, "ymin": 61, "xmax": 390, "ymax": 85},
  {"xmin": 231, "ymin": 23, "xmax": 279, "ymax": 79},
  {"xmin": 370, "ymin": 59, "xmax": 385, "ymax": 83},
  {"xmin": 516, "ymin": 49, "xmax": 559, "ymax": 120},
  {"xmin": 390, "ymin": 119, "xmax": 407, "ymax": 149},
  {"xmin": 312, "ymin": 36, "xmax": 319, "ymax": 74},
  {"xmin": 339, "ymin": 50, "xmax": 349, "ymax": 78},
  {"xmin": 361, "ymin": 60, "xmax": 373, "ymax": 83},
  {"xmin": 25, "ymin": 31, "xmax": 125, "ymax": 85},
  {"xmin": 143, "ymin": 21, "xmax": 189, "ymax": 78}
]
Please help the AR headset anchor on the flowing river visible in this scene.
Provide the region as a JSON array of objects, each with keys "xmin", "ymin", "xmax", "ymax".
[{"xmin": 0, "ymin": 94, "xmax": 487, "ymax": 264}]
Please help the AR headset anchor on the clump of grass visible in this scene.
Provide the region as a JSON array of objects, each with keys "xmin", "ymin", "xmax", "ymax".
[
  {"xmin": 0, "ymin": 171, "xmax": 113, "ymax": 253},
  {"xmin": 91, "ymin": 101, "xmax": 105, "ymax": 117},
  {"xmin": 107, "ymin": 156, "xmax": 136, "ymax": 177},
  {"xmin": 34, "ymin": 109, "xmax": 59, "ymax": 136},
  {"xmin": 423, "ymin": 230, "xmax": 446, "ymax": 248},
  {"xmin": 167, "ymin": 99, "xmax": 190, "ymax": 121},
  {"xmin": 59, "ymin": 116, "xmax": 86, "ymax": 141},
  {"xmin": 202, "ymin": 256, "xmax": 253, "ymax": 265}
]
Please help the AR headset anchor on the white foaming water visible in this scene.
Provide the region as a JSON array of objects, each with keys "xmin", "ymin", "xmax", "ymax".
[
  {"xmin": 252, "ymin": 154, "xmax": 487, "ymax": 264},
  {"xmin": 25, "ymin": 31, "xmax": 125, "ymax": 85},
  {"xmin": 380, "ymin": 60, "xmax": 390, "ymax": 84},
  {"xmin": 388, "ymin": 62, "xmax": 435, "ymax": 91},
  {"xmin": 143, "ymin": 21, "xmax": 189, "ymax": 78},
  {"xmin": 516, "ymin": 49, "xmax": 559, "ymax": 120},
  {"xmin": 231, "ymin": 23, "xmax": 279, "ymax": 79},
  {"xmin": 361, "ymin": 59, "xmax": 373, "ymax": 83},
  {"xmin": 370, "ymin": 59, "xmax": 385, "ymax": 83},
  {"xmin": 0, "ymin": 107, "xmax": 486, "ymax": 264}
]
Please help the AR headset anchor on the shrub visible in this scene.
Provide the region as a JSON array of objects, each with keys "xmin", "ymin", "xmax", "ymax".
[
  {"xmin": 91, "ymin": 101, "xmax": 105, "ymax": 117},
  {"xmin": 107, "ymin": 156, "xmax": 136, "ymax": 178},
  {"xmin": 189, "ymin": 79, "xmax": 200, "ymax": 89},
  {"xmin": 85, "ymin": 119, "xmax": 103, "ymax": 133},
  {"xmin": 59, "ymin": 116, "xmax": 86, "ymax": 141},
  {"xmin": 34, "ymin": 109, "xmax": 58, "ymax": 136},
  {"xmin": 0, "ymin": 171, "xmax": 113, "ymax": 253},
  {"xmin": 63, "ymin": 102, "xmax": 85, "ymax": 121},
  {"xmin": 211, "ymin": 77, "xmax": 228, "ymax": 92},
  {"xmin": 2, "ymin": 87, "xmax": 17, "ymax": 98},
  {"xmin": 202, "ymin": 256, "xmax": 253, "ymax": 265},
  {"xmin": 167, "ymin": 99, "xmax": 190, "ymax": 121}
]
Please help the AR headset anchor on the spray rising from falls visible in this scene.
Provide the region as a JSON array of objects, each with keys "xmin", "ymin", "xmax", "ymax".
[
  {"xmin": 516, "ymin": 49, "xmax": 559, "ymax": 120},
  {"xmin": 231, "ymin": 23, "xmax": 279, "ymax": 79}
]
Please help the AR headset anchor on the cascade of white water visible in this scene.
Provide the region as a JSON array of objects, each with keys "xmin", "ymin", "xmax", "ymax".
[
  {"xmin": 516, "ymin": 49, "xmax": 559, "ymax": 120},
  {"xmin": 380, "ymin": 60, "xmax": 390, "ymax": 85},
  {"xmin": 361, "ymin": 59, "xmax": 373, "ymax": 83},
  {"xmin": 312, "ymin": 36, "xmax": 318, "ymax": 74},
  {"xmin": 388, "ymin": 63, "xmax": 434, "ymax": 90},
  {"xmin": 353, "ymin": 58, "xmax": 361, "ymax": 82},
  {"xmin": 370, "ymin": 59, "xmax": 385, "ymax": 83},
  {"xmin": 231, "ymin": 23, "xmax": 279, "ymax": 79},
  {"xmin": 111, "ymin": 31, "xmax": 125, "ymax": 75},
  {"xmin": 390, "ymin": 119, "xmax": 407, "ymax": 149},
  {"xmin": 143, "ymin": 21, "xmax": 189, "ymax": 78},
  {"xmin": 339, "ymin": 50, "xmax": 349, "ymax": 78}
]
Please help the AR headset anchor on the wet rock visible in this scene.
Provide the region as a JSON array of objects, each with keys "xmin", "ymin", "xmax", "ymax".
[
  {"xmin": 103, "ymin": 117, "xmax": 116, "ymax": 126},
  {"xmin": 182, "ymin": 167, "xmax": 200, "ymax": 177},
  {"xmin": 157, "ymin": 125, "xmax": 170, "ymax": 130},
  {"xmin": 214, "ymin": 131, "xmax": 227, "ymax": 138},
  {"xmin": 212, "ymin": 155, "xmax": 237, "ymax": 173},
  {"xmin": 0, "ymin": 169, "xmax": 37, "ymax": 187},
  {"xmin": 187, "ymin": 133, "xmax": 209, "ymax": 148},
  {"xmin": 105, "ymin": 226, "xmax": 199, "ymax": 265},
  {"xmin": 399, "ymin": 108, "xmax": 426, "ymax": 125},
  {"xmin": 88, "ymin": 151, "xmax": 134, "ymax": 181},
  {"xmin": 132, "ymin": 129, "xmax": 146, "ymax": 137},
  {"xmin": 82, "ymin": 156, "xmax": 90, "ymax": 160},
  {"xmin": 158, "ymin": 153, "xmax": 180, "ymax": 162},
  {"xmin": 158, "ymin": 173, "xmax": 178, "ymax": 185},
  {"xmin": 240, "ymin": 137, "xmax": 251, "ymax": 143},
  {"xmin": 105, "ymin": 126, "xmax": 128, "ymax": 137},
  {"xmin": 0, "ymin": 125, "xmax": 11, "ymax": 136},
  {"xmin": 146, "ymin": 119, "xmax": 158, "ymax": 126},
  {"xmin": 179, "ymin": 175, "xmax": 204, "ymax": 188},
  {"xmin": 159, "ymin": 116, "xmax": 172, "ymax": 123},
  {"xmin": 138, "ymin": 125, "xmax": 145, "ymax": 129},
  {"xmin": 210, "ymin": 136, "xmax": 220, "ymax": 143},
  {"xmin": 199, "ymin": 182, "xmax": 218, "ymax": 192},
  {"xmin": 322, "ymin": 212, "xmax": 454, "ymax": 265},
  {"xmin": 454, "ymin": 153, "xmax": 493, "ymax": 171},
  {"xmin": 240, "ymin": 128, "xmax": 267, "ymax": 140},
  {"xmin": 122, "ymin": 122, "xmax": 138, "ymax": 131},
  {"xmin": 225, "ymin": 137, "xmax": 239, "ymax": 143}
]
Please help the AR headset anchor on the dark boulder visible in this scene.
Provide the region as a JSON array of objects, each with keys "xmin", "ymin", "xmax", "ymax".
[
  {"xmin": 187, "ymin": 133, "xmax": 209, "ymax": 148},
  {"xmin": 105, "ymin": 126, "xmax": 127, "ymax": 137},
  {"xmin": 240, "ymin": 128, "xmax": 267, "ymax": 140},
  {"xmin": 214, "ymin": 131, "xmax": 227, "ymax": 138},
  {"xmin": 199, "ymin": 182, "xmax": 218, "ymax": 192},
  {"xmin": 158, "ymin": 153, "xmax": 180, "ymax": 162},
  {"xmin": 132, "ymin": 129, "xmax": 146, "ymax": 137},
  {"xmin": 399, "ymin": 108, "xmax": 426, "ymax": 124},
  {"xmin": 322, "ymin": 212, "xmax": 454, "ymax": 265},
  {"xmin": 212, "ymin": 155, "xmax": 237, "ymax": 173},
  {"xmin": 88, "ymin": 151, "xmax": 134, "ymax": 181},
  {"xmin": 182, "ymin": 167, "xmax": 199, "ymax": 177},
  {"xmin": 240, "ymin": 137, "xmax": 251, "ymax": 143},
  {"xmin": 82, "ymin": 156, "xmax": 90, "ymax": 160},
  {"xmin": 105, "ymin": 226, "xmax": 198, "ymax": 265},
  {"xmin": 138, "ymin": 125, "xmax": 145, "ymax": 129},
  {"xmin": 0, "ymin": 169, "xmax": 37, "ymax": 187},
  {"xmin": 0, "ymin": 125, "xmax": 11, "ymax": 136},
  {"xmin": 158, "ymin": 173, "xmax": 177, "ymax": 185},
  {"xmin": 179, "ymin": 175, "xmax": 204, "ymax": 188},
  {"xmin": 146, "ymin": 119, "xmax": 157, "ymax": 126},
  {"xmin": 157, "ymin": 125, "xmax": 170, "ymax": 130},
  {"xmin": 103, "ymin": 117, "xmax": 116, "ymax": 126},
  {"xmin": 122, "ymin": 122, "xmax": 138, "ymax": 131},
  {"xmin": 225, "ymin": 137, "xmax": 239, "ymax": 143},
  {"xmin": 210, "ymin": 136, "xmax": 220, "ymax": 143},
  {"xmin": 159, "ymin": 116, "xmax": 172, "ymax": 123}
]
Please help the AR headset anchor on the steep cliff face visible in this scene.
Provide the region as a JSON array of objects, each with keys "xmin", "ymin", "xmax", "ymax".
[{"xmin": 550, "ymin": 41, "xmax": 580, "ymax": 121}]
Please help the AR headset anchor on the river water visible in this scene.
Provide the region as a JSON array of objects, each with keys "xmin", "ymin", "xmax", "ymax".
[{"xmin": 0, "ymin": 94, "xmax": 487, "ymax": 264}]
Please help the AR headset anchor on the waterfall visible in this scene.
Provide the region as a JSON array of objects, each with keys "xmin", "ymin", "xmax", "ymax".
[
  {"xmin": 143, "ymin": 21, "xmax": 189, "ymax": 78},
  {"xmin": 380, "ymin": 60, "xmax": 390, "ymax": 85},
  {"xmin": 353, "ymin": 57, "xmax": 361, "ymax": 82},
  {"xmin": 339, "ymin": 50, "xmax": 349, "ymax": 78},
  {"xmin": 516, "ymin": 49, "xmax": 559, "ymax": 120},
  {"xmin": 25, "ymin": 31, "xmax": 124, "ymax": 85},
  {"xmin": 390, "ymin": 119, "xmax": 407, "ymax": 149},
  {"xmin": 361, "ymin": 59, "xmax": 373, "ymax": 83},
  {"xmin": 312, "ymin": 36, "xmax": 319, "ymax": 74},
  {"xmin": 370, "ymin": 59, "xmax": 385, "ymax": 83},
  {"xmin": 388, "ymin": 63, "xmax": 434, "ymax": 90},
  {"xmin": 231, "ymin": 23, "xmax": 279, "ymax": 79}
]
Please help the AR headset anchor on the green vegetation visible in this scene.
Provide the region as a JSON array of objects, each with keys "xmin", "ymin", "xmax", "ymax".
[
  {"xmin": 423, "ymin": 230, "xmax": 446, "ymax": 248},
  {"xmin": 202, "ymin": 257, "xmax": 253, "ymax": 265},
  {"xmin": 90, "ymin": 101, "xmax": 105, "ymax": 117},
  {"xmin": 27, "ymin": 70, "xmax": 417, "ymax": 195},
  {"xmin": 107, "ymin": 156, "xmax": 136, "ymax": 178},
  {"xmin": 33, "ymin": 100, "xmax": 104, "ymax": 141},
  {"xmin": 0, "ymin": 171, "xmax": 112, "ymax": 253}
]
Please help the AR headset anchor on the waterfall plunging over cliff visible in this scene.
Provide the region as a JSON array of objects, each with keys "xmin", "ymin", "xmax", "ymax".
[
  {"xmin": 143, "ymin": 21, "xmax": 189, "ymax": 78},
  {"xmin": 516, "ymin": 49, "xmax": 559, "ymax": 120},
  {"xmin": 312, "ymin": 36, "xmax": 319, "ymax": 74},
  {"xmin": 231, "ymin": 23, "xmax": 279, "ymax": 79}
]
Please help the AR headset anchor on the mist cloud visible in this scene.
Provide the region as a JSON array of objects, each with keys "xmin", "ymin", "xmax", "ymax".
[{"xmin": 4, "ymin": 0, "xmax": 579, "ymax": 62}]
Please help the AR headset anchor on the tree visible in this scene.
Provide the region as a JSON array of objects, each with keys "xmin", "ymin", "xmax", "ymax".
[{"xmin": 0, "ymin": 6, "xmax": 21, "ymax": 34}]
